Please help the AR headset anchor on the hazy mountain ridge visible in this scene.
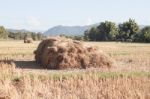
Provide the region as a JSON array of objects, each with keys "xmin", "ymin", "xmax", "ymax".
[
  {"xmin": 7, "ymin": 24, "xmax": 147, "ymax": 36},
  {"xmin": 44, "ymin": 25, "xmax": 91, "ymax": 36},
  {"xmin": 6, "ymin": 29, "xmax": 44, "ymax": 33},
  {"xmin": 6, "ymin": 29, "xmax": 31, "ymax": 33}
]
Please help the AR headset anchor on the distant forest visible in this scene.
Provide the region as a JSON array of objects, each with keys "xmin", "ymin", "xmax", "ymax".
[
  {"xmin": 62, "ymin": 19, "xmax": 150, "ymax": 43},
  {"xmin": 83, "ymin": 19, "xmax": 150, "ymax": 43},
  {"xmin": 0, "ymin": 26, "xmax": 46, "ymax": 40}
]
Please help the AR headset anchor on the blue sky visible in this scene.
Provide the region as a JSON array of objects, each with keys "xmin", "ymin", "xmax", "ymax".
[{"xmin": 0, "ymin": 0, "xmax": 150, "ymax": 31}]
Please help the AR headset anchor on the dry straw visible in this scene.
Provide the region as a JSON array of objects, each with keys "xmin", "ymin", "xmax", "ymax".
[
  {"xmin": 24, "ymin": 38, "xmax": 33, "ymax": 43},
  {"xmin": 34, "ymin": 37, "xmax": 113, "ymax": 69}
]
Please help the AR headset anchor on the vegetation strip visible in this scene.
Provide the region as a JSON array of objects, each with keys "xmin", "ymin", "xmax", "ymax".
[{"xmin": 11, "ymin": 71, "xmax": 150, "ymax": 81}]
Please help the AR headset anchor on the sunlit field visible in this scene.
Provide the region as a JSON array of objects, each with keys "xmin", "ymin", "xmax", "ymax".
[{"xmin": 0, "ymin": 40, "xmax": 150, "ymax": 99}]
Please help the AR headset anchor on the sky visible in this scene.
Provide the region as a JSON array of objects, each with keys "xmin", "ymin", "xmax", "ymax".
[{"xmin": 0, "ymin": 0, "xmax": 150, "ymax": 31}]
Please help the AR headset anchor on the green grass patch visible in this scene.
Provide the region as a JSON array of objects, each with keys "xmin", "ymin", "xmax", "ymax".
[
  {"xmin": 10, "ymin": 71, "xmax": 150, "ymax": 82},
  {"xmin": 31, "ymin": 71, "xmax": 150, "ymax": 80}
]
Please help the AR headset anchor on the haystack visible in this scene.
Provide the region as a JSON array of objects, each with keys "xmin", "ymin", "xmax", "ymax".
[
  {"xmin": 34, "ymin": 37, "xmax": 113, "ymax": 69},
  {"xmin": 24, "ymin": 38, "xmax": 33, "ymax": 43}
]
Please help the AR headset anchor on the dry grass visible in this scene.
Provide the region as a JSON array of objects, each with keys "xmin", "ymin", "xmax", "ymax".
[
  {"xmin": 0, "ymin": 63, "xmax": 150, "ymax": 99},
  {"xmin": 0, "ymin": 40, "xmax": 150, "ymax": 99}
]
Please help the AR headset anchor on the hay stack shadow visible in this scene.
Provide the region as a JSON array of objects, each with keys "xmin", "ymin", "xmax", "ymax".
[{"xmin": 15, "ymin": 61, "xmax": 43, "ymax": 69}]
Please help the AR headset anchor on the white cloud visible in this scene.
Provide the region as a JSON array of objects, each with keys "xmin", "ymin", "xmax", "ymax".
[
  {"xmin": 13, "ymin": 23, "xmax": 22, "ymax": 29},
  {"xmin": 27, "ymin": 16, "xmax": 41, "ymax": 28},
  {"xmin": 85, "ymin": 18, "xmax": 92, "ymax": 25},
  {"xmin": 12, "ymin": 20, "xmax": 24, "ymax": 29}
]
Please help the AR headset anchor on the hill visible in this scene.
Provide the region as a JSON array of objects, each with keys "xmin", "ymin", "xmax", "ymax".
[
  {"xmin": 44, "ymin": 25, "xmax": 91, "ymax": 36},
  {"xmin": 7, "ymin": 29, "xmax": 30, "ymax": 33}
]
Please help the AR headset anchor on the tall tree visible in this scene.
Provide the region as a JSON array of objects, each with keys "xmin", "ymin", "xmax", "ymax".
[
  {"xmin": 141, "ymin": 26, "xmax": 150, "ymax": 42},
  {"xmin": 118, "ymin": 19, "xmax": 139, "ymax": 41},
  {"xmin": 0, "ymin": 26, "xmax": 8, "ymax": 39},
  {"xmin": 96, "ymin": 21, "xmax": 118, "ymax": 41},
  {"xmin": 31, "ymin": 32, "xmax": 38, "ymax": 40},
  {"xmin": 87, "ymin": 27, "xmax": 97, "ymax": 41}
]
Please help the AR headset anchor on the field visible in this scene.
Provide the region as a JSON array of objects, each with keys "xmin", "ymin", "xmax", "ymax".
[{"xmin": 0, "ymin": 40, "xmax": 150, "ymax": 99}]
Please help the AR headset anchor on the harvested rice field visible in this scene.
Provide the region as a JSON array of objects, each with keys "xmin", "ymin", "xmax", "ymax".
[{"xmin": 0, "ymin": 40, "xmax": 150, "ymax": 99}]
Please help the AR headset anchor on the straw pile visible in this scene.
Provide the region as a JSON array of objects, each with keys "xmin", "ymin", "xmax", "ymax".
[
  {"xmin": 34, "ymin": 37, "xmax": 113, "ymax": 69},
  {"xmin": 24, "ymin": 38, "xmax": 33, "ymax": 43}
]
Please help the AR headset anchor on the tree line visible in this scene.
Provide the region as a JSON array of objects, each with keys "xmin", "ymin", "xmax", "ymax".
[
  {"xmin": 84, "ymin": 19, "xmax": 150, "ymax": 43},
  {"xmin": 0, "ymin": 26, "xmax": 46, "ymax": 40}
]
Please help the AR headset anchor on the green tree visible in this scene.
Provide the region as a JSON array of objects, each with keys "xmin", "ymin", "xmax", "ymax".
[
  {"xmin": 118, "ymin": 19, "xmax": 139, "ymax": 41},
  {"xmin": 14, "ymin": 32, "xmax": 20, "ymax": 40},
  {"xmin": 84, "ymin": 21, "xmax": 118, "ymax": 41},
  {"xmin": 8, "ymin": 32, "xmax": 15, "ymax": 39},
  {"xmin": 96, "ymin": 21, "xmax": 118, "ymax": 41},
  {"xmin": 31, "ymin": 32, "xmax": 38, "ymax": 40},
  {"xmin": 141, "ymin": 26, "xmax": 150, "ymax": 42},
  {"xmin": 87, "ymin": 27, "xmax": 97, "ymax": 41},
  {"xmin": 37, "ymin": 33, "xmax": 45, "ymax": 40},
  {"xmin": 0, "ymin": 26, "xmax": 8, "ymax": 39}
]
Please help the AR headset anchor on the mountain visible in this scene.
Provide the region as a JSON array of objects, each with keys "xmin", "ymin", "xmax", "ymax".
[
  {"xmin": 44, "ymin": 25, "xmax": 91, "ymax": 36},
  {"xmin": 6, "ymin": 29, "xmax": 44, "ymax": 33},
  {"xmin": 7, "ymin": 29, "xmax": 30, "ymax": 33}
]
